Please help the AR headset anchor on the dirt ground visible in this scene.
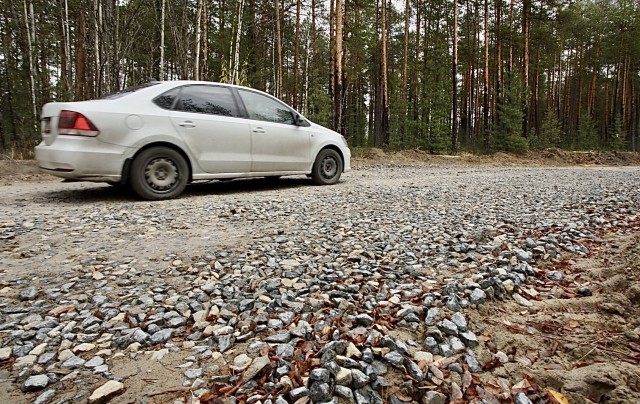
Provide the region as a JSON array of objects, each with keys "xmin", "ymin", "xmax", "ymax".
[
  {"xmin": 1, "ymin": 150, "xmax": 639, "ymax": 403},
  {"xmin": 4, "ymin": 149, "xmax": 640, "ymax": 185}
]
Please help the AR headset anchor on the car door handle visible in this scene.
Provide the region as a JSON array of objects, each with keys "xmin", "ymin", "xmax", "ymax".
[
  {"xmin": 252, "ymin": 127, "xmax": 265, "ymax": 134},
  {"xmin": 178, "ymin": 121, "xmax": 196, "ymax": 128}
]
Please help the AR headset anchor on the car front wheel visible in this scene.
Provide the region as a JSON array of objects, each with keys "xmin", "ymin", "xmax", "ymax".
[
  {"xmin": 130, "ymin": 147, "xmax": 189, "ymax": 200},
  {"xmin": 311, "ymin": 149, "xmax": 343, "ymax": 185}
]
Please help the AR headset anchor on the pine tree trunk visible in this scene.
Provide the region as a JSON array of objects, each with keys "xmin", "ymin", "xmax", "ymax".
[
  {"xmin": 23, "ymin": 0, "xmax": 37, "ymax": 135},
  {"xmin": 274, "ymin": 0, "xmax": 283, "ymax": 98},
  {"xmin": 194, "ymin": 0, "xmax": 203, "ymax": 80},
  {"xmin": 75, "ymin": 10, "xmax": 87, "ymax": 100},
  {"xmin": 451, "ymin": 0, "xmax": 459, "ymax": 153},
  {"xmin": 522, "ymin": 0, "xmax": 530, "ymax": 138},
  {"xmin": 293, "ymin": 0, "xmax": 300, "ymax": 109},
  {"xmin": 334, "ymin": 0, "xmax": 343, "ymax": 133},
  {"xmin": 160, "ymin": 0, "xmax": 165, "ymax": 80},
  {"xmin": 483, "ymin": 0, "xmax": 490, "ymax": 148}
]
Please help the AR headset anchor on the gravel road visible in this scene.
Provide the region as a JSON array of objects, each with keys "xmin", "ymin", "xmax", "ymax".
[{"xmin": 1, "ymin": 165, "xmax": 639, "ymax": 403}]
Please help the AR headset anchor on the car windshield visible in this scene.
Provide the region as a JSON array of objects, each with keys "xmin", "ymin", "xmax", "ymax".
[{"xmin": 101, "ymin": 82, "xmax": 161, "ymax": 100}]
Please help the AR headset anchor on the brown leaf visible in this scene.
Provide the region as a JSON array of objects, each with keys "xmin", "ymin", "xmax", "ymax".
[
  {"xmin": 428, "ymin": 364, "xmax": 444, "ymax": 380},
  {"xmin": 450, "ymin": 382, "xmax": 463, "ymax": 401},
  {"xmin": 293, "ymin": 397, "xmax": 310, "ymax": 404},
  {"xmin": 462, "ymin": 371, "xmax": 472, "ymax": 391},
  {"xmin": 393, "ymin": 393, "xmax": 413, "ymax": 402},
  {"xmin": 476, "ymin": 386, "xmax": 501, "ymax": 404},
  {"xmin": 512, "ymin": 378, "xmax": 532, "ymax": 392},
  {"xmin": 566, "ymin": 320, "xmax": 580, "ymax": 328}
]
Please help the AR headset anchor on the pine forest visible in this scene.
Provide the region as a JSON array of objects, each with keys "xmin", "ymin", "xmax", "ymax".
[{"xmin": 1, "ymin": 0, "xmax": 639, "ymax": 155}]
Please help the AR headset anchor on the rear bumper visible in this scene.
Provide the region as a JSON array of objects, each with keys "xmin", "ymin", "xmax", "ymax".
[{"xmin": 35, "ymin": 137, "xmax": 128, "ymax": 182}]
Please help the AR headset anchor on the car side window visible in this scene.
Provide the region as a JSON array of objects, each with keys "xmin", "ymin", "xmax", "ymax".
[
  {"xmin": 238, "ymin": 90, "xmax": 295, "ymax": 125},
  {"xmin": 153, "ymin": 88, "xmax": 180, "ymax": 109},
  {"xmin": 174, "ymin": 85, "xmax": 239, "ymax": 117}
]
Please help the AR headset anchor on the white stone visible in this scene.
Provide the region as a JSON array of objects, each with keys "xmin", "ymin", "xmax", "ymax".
[
  {"xmin": 29, "ymin": 343, "xmax": 48, "ymax": 357},
  {"xmin": 151, "ymin": 349, "xmax": 169, "ymax": 361},
  {"xmin": 230, "ymin": 354, "xmax": 252, "ymax": 371},
  {"xmin": 335, "ymin": 367, "xmax": 352, "ymax": 386},
  {"xmin": 88, "ymin": 380, "xmax": 125, "ymax": 403},
  {"xmin": 414, "ymin": 351, "xmax": 434, "ymax": 364},
  {"xmin": 73, "ymin": 343, "xmax": 96, "ymax": 353},
  {"xmin": 345, "ymin": 342, "xmax": 362, "ymax": 359},
  {"xmin": 0, "ymin": 347, "xmax": 12, "ymax": 361},
  {"xmin": 58, "ymin": 349, "xmax": 74, "ymax": 362}
]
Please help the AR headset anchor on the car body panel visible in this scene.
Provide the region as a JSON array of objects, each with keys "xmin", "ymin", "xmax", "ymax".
[
  {"xmin": 249, "ymin": 121, "xmax": 311, "ymax": 172},
  {"xmin": 170, "ymin": 111, "xmax": 252, "ymax": 173}
]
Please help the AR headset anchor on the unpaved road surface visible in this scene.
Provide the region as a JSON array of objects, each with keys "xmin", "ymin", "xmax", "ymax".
[{"xmin": 1, "ymin": 165, "xmax": 640, "ymax": 404}]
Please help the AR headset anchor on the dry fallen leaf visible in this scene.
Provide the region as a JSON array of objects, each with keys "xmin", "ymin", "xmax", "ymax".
[
  {"xmin": 450, "ymin": 382, "xmax": 463, "ymax": 401},
  {"xmin": 566, "ymin": 319, "xmax": 580, "ymax": 328},
  {"xmin": 394, "ymin": 393, "xmax": 413, "ymax": 402},
  {"xmin": 548, "ymin": 389, "xmax": 570, "ymax": 404},
  {"xmin": 512, "ymin": 378, "xmax": 532, "ymax": 392}
]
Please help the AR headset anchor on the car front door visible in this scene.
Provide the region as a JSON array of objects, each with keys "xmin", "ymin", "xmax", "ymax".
[
  {"xmin": 169, "ymin": 85, "xmax": 251, "ymax": 174},
  {"xmin": 237, "ymin": 89, "xmax": 311, "ymax": 173}
]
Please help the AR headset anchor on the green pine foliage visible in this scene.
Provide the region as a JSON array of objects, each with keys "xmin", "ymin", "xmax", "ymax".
[
  {"xmin": 492, "ymin": 74, "xmax": 528, "ymax": 154},
  {"xmin": 530, "ymin": 112, "xmax": 563, "ymax": 150},
  {"xmin": 576, "ymin": 112, "xmax": 600, "ymax": 151}
]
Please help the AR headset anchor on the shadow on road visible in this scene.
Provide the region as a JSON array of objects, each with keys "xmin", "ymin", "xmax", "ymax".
[{"xmin": 38, "ymin": 176, "xmax": 313, "ymax": 204}]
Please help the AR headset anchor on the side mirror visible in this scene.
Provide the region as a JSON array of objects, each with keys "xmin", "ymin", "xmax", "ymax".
[{"xmin": 294, "ymin": 114, "xmax": 310, "ymax": 127}]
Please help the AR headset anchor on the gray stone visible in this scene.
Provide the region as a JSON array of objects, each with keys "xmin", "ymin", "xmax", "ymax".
[
  {"xmin": 34, "ymin": 388, "xmax": 56, "ymax": 404},
  {"xmin": 383, "ymin": 351, "xmax": 404, "ymax": 368},
  {"xmin": 451, "ymin": 312, "xmax": 467, "ymax": 331},
  {"xmin": 424, "ymin": 307, "xmax": 440, "ymax": 325},
  {"xmin": 423, "ymin": 391, "xmax": 447, "ymax": 404},
  {"xmin": 514, "ymin": 392, "xmax": 534, "ymax": 404},
  {"xmin": 22, "ymin": 375, "xmax": 49, "ymax": 392},
  {"xmin": 151, "ymin": 329, "xmax": 174, "ymax": 344},
  {"xmin": 459, "ymin": 330, "xmax": 479, "ymax": 348},
  {"xmin": 61, "ymin": 356, "xmax": 86, "ymax": 369},
  {"xmin": 20, "ymin": 287, "xmax": 38, "ymax": 301},
  {"xmin": 84, "ymin": 356, "xmax": 105, "ymax": 368},
  {"xmin": 275, "ymin": 343, "xmax": 294, "ymax": 359},
  {"xmin": 449, "ymin": 337, "xmax": 466, "ymax": 354},
  {"xmin": 334, "ymin": 385, "xmax": 354, "ymax": 400},
  {"xmin": 469, "ymin": 288, "xmax": 487, "ymax": 305},
  {"xmin": 310, "ymin": 368, "xmax": 330, "ymax": 383},
  {"xmin": 264, "ymin": 331, "xmax": 290, "ymax": 343},
  {"xmin": 309, "ymin": 382, "xmax": 331, "ymax": 402},
  {"xmin": 465, "ymin": 349, "xmax": 482, "ymax": 373},
  {"xmin": 185, "ymin": 368, "xmax": 203, "ymax": 379},
  {"xmin": 218, "ymin": 334, "xmax": 235, "ymax": 353},
  {"xmin": 289, "ymin": 387, "xmax": 309, "ymax": 401},
  {"xmin": 437, "ymin": 319, "xmax": 458, "ymax": 336},
  {"xmin": 355, "ymin": 314, "xmax": 374, "ymax": 326},
  {"xmin": 351, "ymin": 368, "xmax": 369, "ymax": 389},
  {"xmin": 403, "ymin": 358, "xmax": 423, "ymax": 380}
]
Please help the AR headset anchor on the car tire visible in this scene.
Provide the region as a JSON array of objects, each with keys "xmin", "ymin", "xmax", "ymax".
[
  {"xmin": 311, "ymin": 149, "xmax": 343, "ymax": 185},
  {"xmin": 130, "ymin": 147, "xmax": 189, "ymax": 200}
]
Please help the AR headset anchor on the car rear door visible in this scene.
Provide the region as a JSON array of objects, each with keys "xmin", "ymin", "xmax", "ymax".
[
  {"xmin": 169, "ymin": 85, "xmax": 251, "ymax": 174},
  {"xmin": 237, "ymin": 89, "xmax": 311, "ymax": 173}
]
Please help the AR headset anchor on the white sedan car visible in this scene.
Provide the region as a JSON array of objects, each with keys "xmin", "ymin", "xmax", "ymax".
[{"xmin": 35, "ymin": 81, "xmax": 351, "ymax": 200}]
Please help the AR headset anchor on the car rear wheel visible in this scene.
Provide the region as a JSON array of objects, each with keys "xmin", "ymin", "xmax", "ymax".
[
  {"xmin": 130, "ymin": 147, "xmax": 188, "ymax": 200},
  {"xmin": 311, "ymin": 149, "xmax": 343, "ymax": 185}
]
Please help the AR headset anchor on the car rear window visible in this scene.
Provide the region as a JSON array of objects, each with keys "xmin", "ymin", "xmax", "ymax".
[{"xmin": 102, "ymin": 82, "xmax": 161, "ymax": 100}]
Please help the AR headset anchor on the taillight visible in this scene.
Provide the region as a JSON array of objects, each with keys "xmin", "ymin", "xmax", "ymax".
[{"xmin": 58, "ymin": 110, "xmax": 99, "ymax": 137}]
